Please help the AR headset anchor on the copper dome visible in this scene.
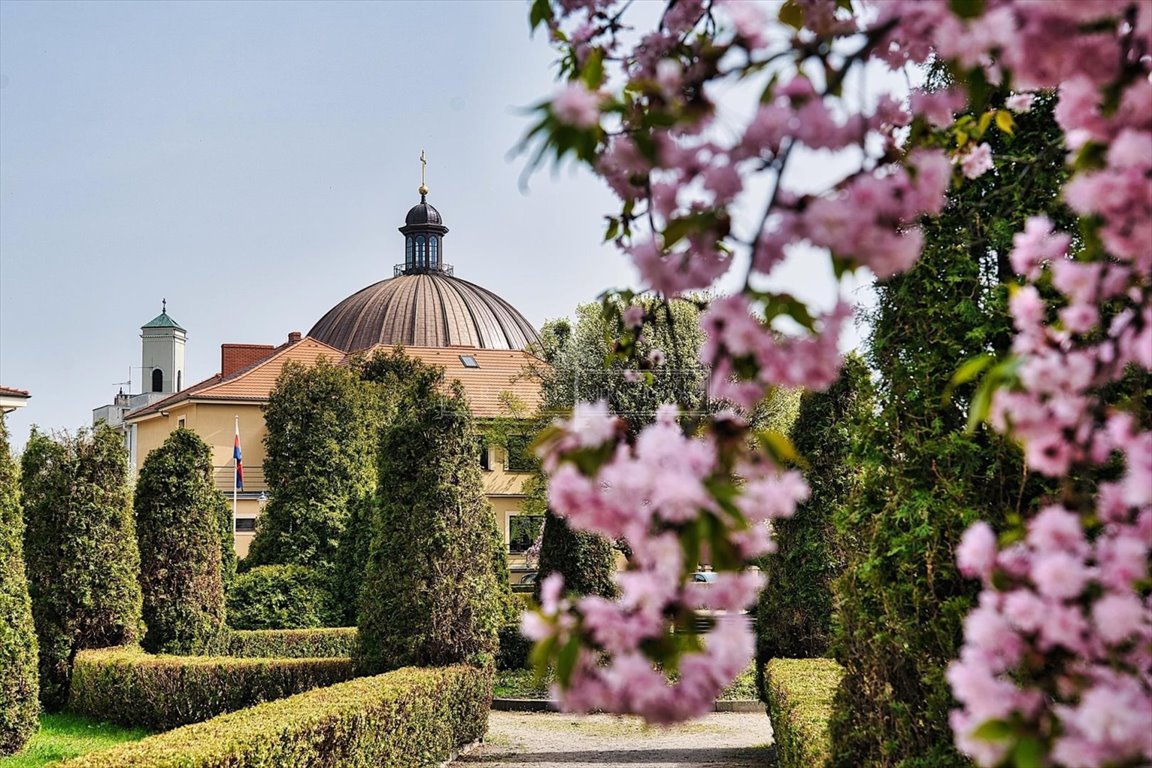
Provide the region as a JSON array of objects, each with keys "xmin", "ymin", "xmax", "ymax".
[
  {"xmin": 308, "ymin": 273, "xmax": 541, "ymax": 353},
  {"xmin": 405, "ymin": 201, "xmax": 442, "ymax": 227}
]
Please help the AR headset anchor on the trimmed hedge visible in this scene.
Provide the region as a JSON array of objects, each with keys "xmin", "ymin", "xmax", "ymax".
[
  {"xmin": 225, "ymin": 564, "xmax": 338, "ymax": 630},
  {"xmin": 225, "ymin": 628, "xmax": 357, "ymax": 658},
  {"xmin": 763, "ymin": 658, "xmax": 844, "ymax": 768},
  {"xmin": 67, "ymin": 647, "xmax": 355, "ymax": 730},
  {"xmin": 54, "ymin": 664, "xmax": 491, "ymax": 767}
]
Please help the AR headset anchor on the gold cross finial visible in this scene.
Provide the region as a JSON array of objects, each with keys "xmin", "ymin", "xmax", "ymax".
[{"xmin": 418, "ymin": 150, "xmax": 429, "ymax": 197}]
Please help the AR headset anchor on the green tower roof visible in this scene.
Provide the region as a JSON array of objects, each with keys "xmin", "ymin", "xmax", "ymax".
[{"xmin": 142, "ymin": 300, "xmax": 185, "ymax": 332}]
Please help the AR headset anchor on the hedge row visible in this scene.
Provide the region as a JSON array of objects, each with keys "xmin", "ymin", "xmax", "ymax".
[
  {"xmin": 762, "ymin": 658, "xmax": 844, "ymax": 768},
  {"xmin": 225, "ymin": 628, "xmax": 357, "ymax": 659},
  {"xmin": 54, "ymin": 664, "xmax": 491, "ymax": 767},
  {"xmin": 67, "ymin": 647, "xmax": 355, "ymax": 730}
]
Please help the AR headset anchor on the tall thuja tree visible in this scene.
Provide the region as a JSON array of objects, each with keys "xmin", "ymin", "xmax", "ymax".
[
  {"xmin": 356, "ymin": 378, "xmax": 503, "ymax": 672},
  {"xmin": 134, "ymin": 428, "xmax": 227, "ymax": 654},
  {"xmin": 0, "ymin": 415, "xmax": 37, "ymax": 756},
  {"xmin": 332, "ymin": 347, "xmax": 447, "ymax": 625},
  {"xmin": 21, "ymin": 425, "xmax": 143, "ymax": 710},
  {"xmin": 827, "ymin": 95, "xmax": 1067, "ymax": 768},
  {"xmin": 246, "ymin": 358, "xmax": 379, "ymax": 580},
  {"xmin": 530, "ymin": 297, "xmax": 709, "ymax": 600},
  {"xmin": 756, "ymin": 353, "xmax": 871, "ymax": 663}
]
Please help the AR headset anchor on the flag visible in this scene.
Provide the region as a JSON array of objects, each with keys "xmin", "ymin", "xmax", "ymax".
[{"xmin": 234, "ymin": 424, "xmax": 244, "ymax": 491}]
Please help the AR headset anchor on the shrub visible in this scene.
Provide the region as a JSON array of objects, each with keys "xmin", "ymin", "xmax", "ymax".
[
  {"xmin": 135, "ymin": 429, "xmax": 228, "ymax": 655},
  {"xmin": 828, "ymin": 93, "xmax": 1065, "ymax": 767},
  {"xmin": 763, "ymin": 658, "xmax": 844, "ymax": 768},
  {"xmin": 55, "ymin": 664, "xmax": 491, "ymax": 767},
  {"xmin": 356, "ymin": 381, "xmax": 502, "ymax": 673},
  {"xmin": 757, "ymin": 354, "xmax": 871, "ymax": 663},
  {"xmin": 21, "ymin": 425, "xmax": 143, "ymax": 711},
  {"xmin": 245, "ymin": 358, "xmax": 379, "ymax": 571},
  {"xmin": 67, "ymin": 646, "xmax": 355, "ymax": 731},
  {"xmin": 225, "ymin": 628, "xmax": 357, "ymax": 658},
  {"xmin": 0, "ymin": 415, "xmax": 38, "ymax": 756},
  {"xmin": 225, "ymin": 565, "xmax": 338, "ymax": 630}
]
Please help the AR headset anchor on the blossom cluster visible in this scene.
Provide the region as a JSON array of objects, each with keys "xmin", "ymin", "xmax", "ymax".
[{"xmin": 524, "ymin": 0, "xmax": 1152, "ymax": 759}]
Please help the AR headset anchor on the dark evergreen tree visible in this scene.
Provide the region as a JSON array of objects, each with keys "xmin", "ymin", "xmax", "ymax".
[
  {"xmin": 21, "ymin": 425, "xmax": 143, "ymax": 711},
  {"xmin": 356, "ymin": 379, "xmax": 503, "ymax": 672},
  {"xmin": 134, "ymin": 428, "xmax": 227, "ymax": 654},
  {"xmin": 245, "ymin": 358, "xmax": 379, "ymax": 572},
  {"xmin": 0, "ymin": 415, "xmax": 38, "ymax": 756},
  {"xmin": 828, "ymin": 95, "xmax": 1067, "ymax": 767},
  {"xmin": 756, "ymin": 354, "xmax": 872, "ymax": 663}
]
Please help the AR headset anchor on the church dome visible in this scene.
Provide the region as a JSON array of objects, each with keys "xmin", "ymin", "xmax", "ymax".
[
  {"xmin": 309, "ymin": 273, "xmax": 540, "ymax": 352},
  {"xmin": 308, "ymin": 185, "xmax": 541, "ymax": 353}
]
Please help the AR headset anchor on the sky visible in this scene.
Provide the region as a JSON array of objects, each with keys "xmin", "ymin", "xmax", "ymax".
[{"xmin": 0, "ymin": 0, "xmax": 868, "ymax": 451}]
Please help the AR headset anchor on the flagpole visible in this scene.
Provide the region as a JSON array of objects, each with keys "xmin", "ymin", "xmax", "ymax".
[{"xmin": 233, "ymin": 415, "xmax": 239, "ymax": 536}]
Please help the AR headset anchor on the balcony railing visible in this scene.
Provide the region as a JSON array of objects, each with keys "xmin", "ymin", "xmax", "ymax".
[{"xmin": 212, "ymin": 465, "xmax": 266, "ymax": 493}]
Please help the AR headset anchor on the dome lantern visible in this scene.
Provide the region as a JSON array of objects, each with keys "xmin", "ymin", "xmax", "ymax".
[{"xmin": 397, "ymin": 151, "xmax": 450, "ymax": 276}]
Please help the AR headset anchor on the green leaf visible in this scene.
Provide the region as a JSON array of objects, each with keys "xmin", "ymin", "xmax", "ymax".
[
  {"xmin": 976, "ymin": 110, "xmax": 994, "ymax": 137},
  {"xmin": 971, "ymin": 718, "xmax": 1015, "ymax": 742},
  {"xmin": 778, "ymin": 0, "xmax": 804, "ymax": 29},
  {"xmin": 603, "ymin": 217, "xmax": 620, "ymax": 243},
  {"xmin": 966, "ymin": 376, "xmax": 994, "ymax": 433},
  {"xmin": 529, "ymin": 0, "xmax": 552, "ymax": 34},
  {"xmin": 581, "ymin": 48, "xmax": 604, "ymax": 90},
  {"xmin": 943, "ymin": 353, "xmax": 994, "ymax": 404},
  {"xmin": 555, "ymin": 633, "xmax": 581, "ymax": 686},
  {"xmin": 757, "ymin": 430, "xmax": 802, "ymax": 467},
  {"xmin": 1012, "ymin": 736, "xmax": 1045, "ymax": 767},
  {"xmin": 949, "ymin": 0, "xmax": 985, "ymax": 19}
]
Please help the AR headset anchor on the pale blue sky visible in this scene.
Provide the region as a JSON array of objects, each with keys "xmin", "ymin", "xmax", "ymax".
[{"xmin": 0, "ymin": 0, "xmax": 863, "ymax": 450}]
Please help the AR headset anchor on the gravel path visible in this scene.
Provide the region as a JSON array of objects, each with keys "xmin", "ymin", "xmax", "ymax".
[{"xmin": 455, "ymin": 710, "xmax": 775, "ymax": 767}]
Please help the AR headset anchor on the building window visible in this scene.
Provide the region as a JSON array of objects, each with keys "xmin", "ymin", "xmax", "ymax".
[
  {"xmin": 151, "ymin": 368, "xmax": 163, "ymax": 392},
  {"xmin": 430, "ymin": 236, "xmax": 439, "ymax": 268},
  {"xmin": 459, "ymin": 354, "xmax": 479, "ymax": 368},
  {"xmin": 235, "ymin": 518, "xmax": 256, "ymax": 532},
  {"xmin": 505, "ymin": 435, "xmax": 535, "ymax": 473},
  {"xmin": 416, "ymin": 235, "xmax": 426, "ymax": 268},
  {"xmin": 177, "ymin": 371, "xmax": 182, "ymax": 392},
  {"xmin": 406, "ymin": 236, "xmax": 414, "ymax": 268},
  {"xmin": 479, "ymin": 441, "xmax": 490, "ymax": 471},
  {"xmin": 176, "ymin": 416, "xmax": 186, "ymax": 428},
  {"xmin": 509, "ymin": 514, "xmax": 544, "ymax": 554}
]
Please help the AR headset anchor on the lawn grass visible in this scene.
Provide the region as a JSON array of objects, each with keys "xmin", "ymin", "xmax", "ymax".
[
  {"xmin": 0, "ymin": 713, "xmax": 150, "ymax": 768},
  {"xmin": 494, "ymin": 663, "xmax": 759, "ymax": 701}
]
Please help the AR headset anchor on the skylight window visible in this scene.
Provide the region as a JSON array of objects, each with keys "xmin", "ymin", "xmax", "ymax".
[{"xmin": 459, "ymin": 355, "xmax": 479, "ymax": 368}]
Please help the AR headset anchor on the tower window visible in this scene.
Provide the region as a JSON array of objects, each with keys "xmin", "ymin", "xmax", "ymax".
[
  {"xmin": 430, "ymin": 236, "xmax": 439, "ymax": 268},
  {"xmin": 416, "ymin": 235, "xmax": 426, "ymax": 268},
  {"xmin": 406, "ymin": 237, "xmax": 414, "ymax": 268},
  {"xmin": 177, "ymin": 371, "xmax": 182, "ymax": 392},
  {"xmin": 152, "ymin": 369, "xmax": 163, "ymax": 392}
]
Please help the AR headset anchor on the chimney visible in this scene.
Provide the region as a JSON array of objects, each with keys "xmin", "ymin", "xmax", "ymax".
[
  {"xmin": 221, "ymin": 343, "xmax": 275, "ymax": 377},
  {"xmin": 288, "ymin": 331, "xmax": 302, "ymax": 343}
]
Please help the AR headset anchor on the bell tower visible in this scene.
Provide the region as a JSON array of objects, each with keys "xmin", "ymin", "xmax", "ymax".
[
  {"xmin": 397, "ymin": 151, "xmax": 451, "ymax": 275},
  {"xmin": 140, "ymin": 299, "xmax": 187, "ymax": 394}
]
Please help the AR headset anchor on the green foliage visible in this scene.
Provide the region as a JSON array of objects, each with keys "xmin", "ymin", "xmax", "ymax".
[
  {"xmin": 757, "ymin": 355, "xmax": 872, "ymax": 662},
  {"xmin": 0, "ymin": 713, "xmax": 148, "ymax": 768},
  {"xmin": 828, "ymin": 95, "xmax": 1066, "ymax": 767},
  {"xmin": 0, "ymin": 416, "xmax": 38, "ymax": 756},
  {"xmin": 534, "ymin": 510, "xmax": 618, "ymax": 602},
  {"xmin": 134, "ymin": 429, "xmax": 228, "ymax": 655},
  {"xmin": 763, "ymin": 658, "xmax": 844, "ymax": 768},
  {"xmin": 356, "ymin": 380, "xmax": 503, "ymax": 673},
  {"xmin": 225, "ymin": 565, "xmax": 338, "ymax": 630},
  {"xmin": 66, "ymin": 647, "xmax": 355, "ymax": 731},
  {"xmin": 20, "ymin": 425, "xmax": 143, "ymax": 712},
  {"xmin": 54, "ymin": 664, "xmax": 491, "ymax": 768},
  {"xmin": 225, "ymin": 628, "xmax": 357, "ymax": 659},
  {"xmin": 245, "ymin": 358, "xmax": 380, "ymax": 572}
]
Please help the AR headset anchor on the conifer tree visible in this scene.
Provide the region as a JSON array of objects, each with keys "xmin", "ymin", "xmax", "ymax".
[
  {"xmin": 356, "ymin": 379, "xmax": 503, "ymax": 672},
  {"xmin": 134, "ymin": 428, "xmax": 227, "ymax": 654},
  {"xmin": 828, "ymin": 95, "xmax": 1067, "ymax": 767},
  {"xmin": 21, "ymin": 425, "xmax": 142, "ymax": 710},
  {"xmin": 0, "ymin": 415, "xmax": 38, "ymax": 755},
  {"xmin": 246, "ymin": 358, "xmax": 379, "ymax": 571},
  {"xmin": 756, "ymin": 353, "xmax": 871, "ymax": 662}
]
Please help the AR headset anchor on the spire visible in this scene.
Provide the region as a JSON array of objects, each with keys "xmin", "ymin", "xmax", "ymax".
[{"xmin": 418, "ymin": 150, "xmax": 429, "ymax": 200}]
